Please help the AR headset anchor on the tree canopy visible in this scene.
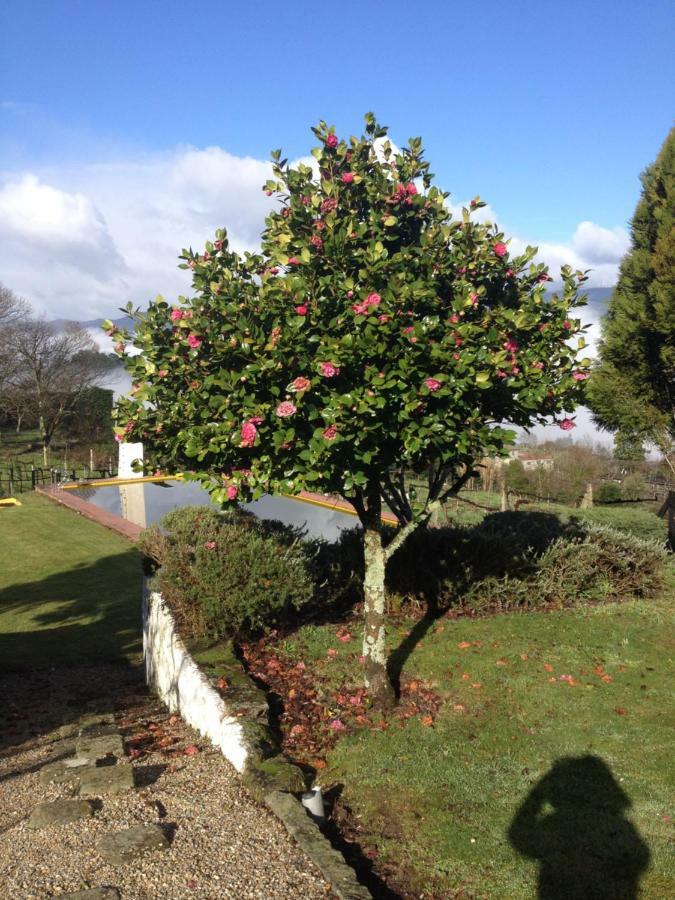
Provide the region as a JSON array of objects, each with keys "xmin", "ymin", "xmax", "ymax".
[
  {"xmin": 110, "ymin": 115, "xmax": 590, "ymax": 703},
  {"xmin": 587, "ymin": 128, "xmax": 675, "ymax": 472}
]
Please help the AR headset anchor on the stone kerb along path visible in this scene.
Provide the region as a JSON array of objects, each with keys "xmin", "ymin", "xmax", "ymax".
[{"xmin": 143, "ymin": 583, "xmax": 372, "ymax": 900}]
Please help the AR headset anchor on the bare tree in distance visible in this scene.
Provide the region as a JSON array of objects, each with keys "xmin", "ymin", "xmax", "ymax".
[
  {"xmin": 0, "ymin": 285, "xmax": 31, "ymax": 432},
  {"xmin": 6, "ymin": 318, "xmax": 112, "ymax": 464}
]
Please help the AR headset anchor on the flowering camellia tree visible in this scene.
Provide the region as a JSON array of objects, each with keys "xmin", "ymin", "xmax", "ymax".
[{"xmin": 109, "ymin": 114, "xmax": 590, "ymax": 706}]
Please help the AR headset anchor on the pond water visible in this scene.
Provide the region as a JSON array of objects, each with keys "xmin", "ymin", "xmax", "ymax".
[{"xmin": 73, "ymin": 480, "xmax": 358, "ymax": 542}]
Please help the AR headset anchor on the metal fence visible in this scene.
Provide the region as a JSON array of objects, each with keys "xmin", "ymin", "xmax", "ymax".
[{"xmin": 0, "ymin": 462, "xmax": 117, "ymax": 495}]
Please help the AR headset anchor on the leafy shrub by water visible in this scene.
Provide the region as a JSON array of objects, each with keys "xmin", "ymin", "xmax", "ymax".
[{"xmin": 140, "ymin": 505, "xmax": 315, "ymax": 639}]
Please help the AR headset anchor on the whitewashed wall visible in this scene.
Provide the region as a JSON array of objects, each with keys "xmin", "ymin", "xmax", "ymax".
[{"xmin": 143, "ymin": 585, "xmax": 249, "ymax": 772}]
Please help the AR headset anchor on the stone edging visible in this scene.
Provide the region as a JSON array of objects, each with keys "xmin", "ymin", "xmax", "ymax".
[{"xmin": 143, "ymin": 583, "xmax": 371, "ymax": 900}]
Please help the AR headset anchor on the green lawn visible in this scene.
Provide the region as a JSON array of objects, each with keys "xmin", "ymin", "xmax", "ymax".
[
  {"xmin": 0, "ymin": 492, "xmax": 142, "ymax": 670},
  {"xmin": 266, "ymin": 581, "xmax": 675, "ymax": 898}
]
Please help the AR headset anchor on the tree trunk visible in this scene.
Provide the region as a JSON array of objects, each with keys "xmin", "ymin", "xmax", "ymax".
[
  {"xmin": 360, "ymin": 484, "xmax": 396, "ymax": 709},
  {"xmin": 39, "ymin": 415, "xmax": 49, "ymax": 466}
]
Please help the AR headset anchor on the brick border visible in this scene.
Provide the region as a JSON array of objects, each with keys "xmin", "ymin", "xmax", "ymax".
[{"xmin": 37, "ymin": 485, "xmax": 142, "ymax": 541}]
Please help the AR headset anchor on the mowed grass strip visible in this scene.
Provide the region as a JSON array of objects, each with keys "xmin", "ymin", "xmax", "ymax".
[
  {"xmin": 0, "ymin": 492, "xmax": 142, "ymax": 670},
  {"xmin": 281, "ymin": 585, "xmax": 675, "ymax": 899}
]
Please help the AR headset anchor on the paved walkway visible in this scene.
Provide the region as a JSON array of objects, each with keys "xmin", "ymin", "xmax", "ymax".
[{"xmin": 0, "ymin": 665, "xmax": 330, "ymax": 899}]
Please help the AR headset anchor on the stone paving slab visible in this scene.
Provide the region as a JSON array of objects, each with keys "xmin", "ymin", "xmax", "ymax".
[
  {"xmin": 76, "ymin": 733, "xmax": 125, "ymax": 760},
  {"xmin": 79, "ymin": 763, "xmax": 135, "ymax": 796},
  {"xmin": 98, "ymin": 824, "xmax": 170, "ymax": 866},
  {"xmin": 28, "ymin": 799, "xmax": 94, "ymax": 829}
]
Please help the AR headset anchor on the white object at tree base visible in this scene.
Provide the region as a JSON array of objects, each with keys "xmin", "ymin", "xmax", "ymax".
[{"xmin": 301, "ymin": 788, "xmax": 326, "ymax": 824}]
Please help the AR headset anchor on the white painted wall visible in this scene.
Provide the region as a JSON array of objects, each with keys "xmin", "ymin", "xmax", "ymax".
[{"xmin": 143, "ymin": 586, "xmax": 249, "ymax": 772}]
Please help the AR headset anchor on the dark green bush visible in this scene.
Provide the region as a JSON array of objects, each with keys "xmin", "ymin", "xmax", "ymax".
[
  {"xmin": 140, "ymin": 505, "xmax": 315, "ymax": 639},
  {"xmin": 595, "ymin": 481, "xmax": 622, "ymax": 504}
]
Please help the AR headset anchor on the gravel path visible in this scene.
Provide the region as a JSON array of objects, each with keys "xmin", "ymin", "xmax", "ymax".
[{"xmin": 0, "ymin": 665, "xmax": 331, "ymax": 899}]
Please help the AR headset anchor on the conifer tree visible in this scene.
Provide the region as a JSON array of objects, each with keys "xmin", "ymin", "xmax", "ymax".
[{"xmin": 587, "ymin": 129, "xmax": 675, "ymax": 473}]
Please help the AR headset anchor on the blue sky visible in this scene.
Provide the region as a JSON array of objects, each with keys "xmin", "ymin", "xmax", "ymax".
[{"xmin": 0, "ymin": 0, "xmax": 673, "ymax": 325}]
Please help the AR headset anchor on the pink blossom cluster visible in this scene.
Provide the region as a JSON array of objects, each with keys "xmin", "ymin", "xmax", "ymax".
[
  {"xmin": 323, "ymin": 425, "xmax": 338, "ymax": 440},
  {"xmin": 241, "ymin": 418, "xmax": 262, "ymax": 448},
  {"xmin": 352, "ymin": 292, "xmax": 381, "ymax": 315},
  {"xmin": 276, "ymin": 401, "xmax": 297, "ymax": 418},
  {"xmin": 424, "ymin": 378, "xmax": 442, "ymax": 392},
  {"xmin": 290, "ymin": 376, "xmax": 311, "ymax": 392},
  {"xmin": 320, "ymin": 362, "xmax": 340, "ymax": 378},
  {"xmin": 187, "ymin": 334, "xmax": 202, "ymax": 349}
]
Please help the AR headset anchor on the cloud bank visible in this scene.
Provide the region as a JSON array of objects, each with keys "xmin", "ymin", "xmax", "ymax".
[{"xmin": 0, "ymin": 144, "xmax": 628, "ymax": 326}]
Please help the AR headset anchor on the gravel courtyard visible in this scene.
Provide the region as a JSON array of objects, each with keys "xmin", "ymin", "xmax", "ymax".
[{"xmin": 0, "ymin": 665, "xmax": 330, "ymax": 899}]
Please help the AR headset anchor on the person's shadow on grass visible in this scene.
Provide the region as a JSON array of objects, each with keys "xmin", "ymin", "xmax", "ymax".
[{"xmin": 508, "ymin": 755, "xmax": 650, "ymax": 900}]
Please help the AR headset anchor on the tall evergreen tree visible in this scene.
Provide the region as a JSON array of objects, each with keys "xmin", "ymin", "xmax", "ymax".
[{"xmin": 587, "ymin": 128, "xmax": 675, "ymax": 473}]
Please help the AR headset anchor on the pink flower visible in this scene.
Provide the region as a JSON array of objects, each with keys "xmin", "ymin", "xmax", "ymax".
[
  {"xmin": 341, "ymin": 172, "xmax": 354, "ymax": 184},
  {"xmin": 346, "ymin": 290, "xmax": 354, "ymax": 298},
  {"xmin": 503, "ymin": 338, "xmax": 519, "ymax": 353},
  {"xmin": 511, "ymin": 366, "xmax": 520, "ymax": 375},
  {"xmin": 403, "ymin": 325, "xmax": 414, "ymax": 334},
  {"xmin": 204, "ymin": 540, "xmax": 217, "ymax": 550},
  {"xmin": 265, "ymin": 189, "xmax": 273, "ymax": 196},
  {"xmin": 310, "ymin": 235, "xmax": 323, "ymax": 251},
  {"xmin": 241, "ymin": 421, "xmax": 257, "ymax": 447},
  {"xmin": 378, "ymin": 314, "xmax": 391, "ymax": 323},
  {"xmin": 470, "ymin": 292, "xmax": 479, "ymax": 305},
  {"xmin": 291, "ymin": 376, "xmax": 311, "ymax": 392},
  {"xmin": 493, "ymin": 242, "xmax": 508, "ymax": 257},
  {"xmin": 320, "ymin": 197, "xmax": 337, "ymax": 214},
  {"xmin": 158, "ymin": 369, "xmax": 168, "ymax": 377},
  {"xmin": 300, "ymin": 195, "xmax": 311, "ymax": 206},
  {"xmin": 406, "ymin": 183, "xmax": 417, "ymax": 195},
  {"xmin": 276, "ymin": 401, "xmax": 297, "ymax": 418},
  {"xmin": 538, "ymin": 273, "xmax": 552, "ymax": 283},
  {"xmin": 497, "ymin": 370, "xmax": 508, "ymax": 379},
  {"xmin": 226, "ymin": 485, "xmax": 238, "ymax": 501},
  {"xmin": 214, "ymin": 239, "xmax": 224, "ymax": 251},
  {"xmin": 327, "ymin": 648, "xmax": 338, "ymax": 658},
  {"xmin": 573, "ymin": 370, "xmax": 589, "ymax": 381},
  {"xmin": 114, "ymin": 433, "xmax": 123, "ymax": 443},
  {"xmin": 170, "ymin": 308, "xmax": 184, "ymax": 321},
  {"xmin": 425, "ymin": 378, "xmax": 441, "ymax": 392},
  {"xmin": 269, "ymin": 267, "xmax": 279, "ymax": 275},
  {"xmin": 450, "ymin": 313, "xmax": 460, "ymax": 323},
  {"xmin": 249, "ymin": 416, "xmax": 264, "ymax": 425},
  {"xmin": 563, "ymin": 319, "xmax": 572, "ymax": 330},
  {"xmin": 187, "ymin": 334, "xmax": 202, "ymax": 349},
  {"xmin": 559, "ymin": 418, "xmax": 576, "ymax": 431},
  {"xmin": 533, "ymin": 361, "xmax": 545, "ymax": 370},
  {"xmin": 329, "ymin": 718, "xmax": 346, "ymax": 731},
  {"xmin": 326, "ymin": 133, "xmax": 338, "ymax": 149},
  {"xmin": 295, "ymin": 305, "xmax": 308, "ymax": 315},
  {"xmin": 352, "ymin": 293, "xmax": 381, "ymax": 315},
  {"xmin": 287, "ymin": 256, "xmax": 300, "ymax": 266},
  {"xmin": 323, "ymin": 425, "xmax": 338, "ymax": 440},
  {"xmin": 339, "ymin": 633, "xmax": 352, "ymax": 642},
  {"xmin": 320, "ymin": 362, "xmax": 340, "ymax": 378},
  {"xmin": 506, "ymin": 269, "xmax": 514, "ymax": 278}
]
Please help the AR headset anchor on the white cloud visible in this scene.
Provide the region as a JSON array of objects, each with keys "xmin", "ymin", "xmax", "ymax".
[{"xmin": 0, "ymin": 145, "xmax": 628, "ymax": 329}]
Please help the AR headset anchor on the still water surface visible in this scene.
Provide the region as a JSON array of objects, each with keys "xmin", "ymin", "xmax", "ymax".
[{"xmin": 74, "ymin": 480, "xmax": 358, "ymax": 542}]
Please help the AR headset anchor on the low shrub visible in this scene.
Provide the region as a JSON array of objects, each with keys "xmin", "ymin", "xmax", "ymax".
[
  {"xmin": 576, "ymin": 506, "xmax": 667, "ymax": 544},
  {"xmin": 140, "ymin": 505, "xmax": 315, "ymax": 639},
  {"xmin": 315, "ymin": 510, "xmax": 666, "ymax": 616},
  {"xmin": 595, "ymin": 481, "xmax": 622, "ymax": 504}
]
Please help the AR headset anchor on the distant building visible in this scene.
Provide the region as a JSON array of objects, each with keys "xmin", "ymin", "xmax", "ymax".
[{"xmin": 510, "ymin": 450, "xmax": 554, "ymax": 471}]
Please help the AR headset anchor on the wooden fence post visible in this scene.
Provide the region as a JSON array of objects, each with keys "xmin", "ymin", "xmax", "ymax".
[{"xmin": 657, "ymin": 491, "xmax": 675, "ymax": 551}]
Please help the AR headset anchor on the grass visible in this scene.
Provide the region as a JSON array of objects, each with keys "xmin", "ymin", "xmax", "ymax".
[
  {"xmin": 0, "ymin": 492, "xmax": 142, "ymax": 670},
  {"xmin": 268, "ymin": 572, "xmax": 675, "ymax": 899}
]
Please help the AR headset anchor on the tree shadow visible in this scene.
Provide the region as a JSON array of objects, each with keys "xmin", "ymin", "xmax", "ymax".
[
  {"xmin": 384, "ymin": 511, "xmax": 581, "ymax": 692},
  {"xmin": 0, "ymin": 549, "xmax": 144, "ymax": 755},
  {"xmin": 508, "ymin": 755, "xmax": 650, "ymax": 900}
]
